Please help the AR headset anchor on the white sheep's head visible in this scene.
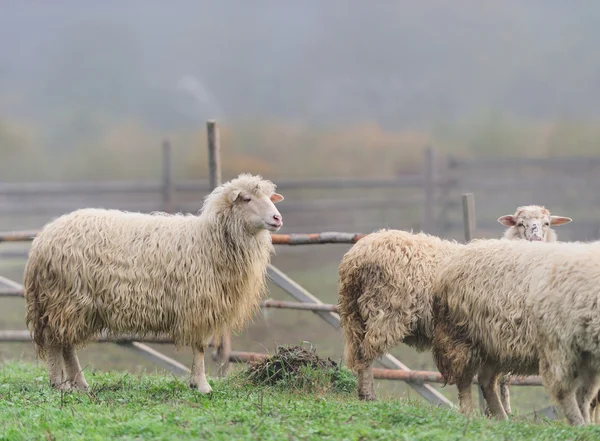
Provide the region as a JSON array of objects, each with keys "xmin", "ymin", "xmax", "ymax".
[
  {"xmin": 498, "ymin": 205, "xmax": 572, "ymax": 242},
  {"xmin": 207, "ymin": 173, "xmax": 284, "ymax": 234}
]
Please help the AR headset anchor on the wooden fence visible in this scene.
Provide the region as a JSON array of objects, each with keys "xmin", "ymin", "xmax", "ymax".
[
  {"xmin": 0, "ymin": 119, "xmax": 567, "ymax": 420},
  {"xmin": 0, "ymin": 145, "xmax": 599, "ymax": 244}
]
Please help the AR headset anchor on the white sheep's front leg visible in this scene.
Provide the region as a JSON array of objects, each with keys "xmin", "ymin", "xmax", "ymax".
[{"xmin": 190, "ymin": 344, "xmax": 212, "ymax": 394}]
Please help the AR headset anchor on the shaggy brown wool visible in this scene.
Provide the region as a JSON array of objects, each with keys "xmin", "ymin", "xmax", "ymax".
[
  {"xmin": 24, "ymin": 173, "xmax": 283, "ymax": 393},
  {"xmin": 432, "ymin": 238, "xmax": 600, "ymax": 426},
  {"xmin": 337, "ymin": 229, "xmax": 462, "ymax": 401}
]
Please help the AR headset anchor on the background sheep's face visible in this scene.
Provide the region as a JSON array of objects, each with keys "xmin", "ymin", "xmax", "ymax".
[
  {"xmin": 229, "ymin": 190, "xmax": 284, "ymax": 233},
  {"xmin": 498, "ymin": 205, "xmax": 572, "ymax": 241}
]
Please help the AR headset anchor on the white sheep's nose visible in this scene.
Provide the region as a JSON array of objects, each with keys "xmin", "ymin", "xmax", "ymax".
[{"xmin": 271, "ymin": 213, "xmax": 282, "ymax": 228}]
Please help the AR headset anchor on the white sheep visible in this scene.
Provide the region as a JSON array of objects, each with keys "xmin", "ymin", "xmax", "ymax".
[
  {"xmin": 431, "ymin": 238, "xmax": 600, "ymax": 425},
  {"xmin": 24, "ymin": 173, "xmax": 284, "ymax": 393},
  {"xmin": 494, "ymin": 204, "xmax": 572, "ymax": 416},
  {"xmin": 498, "ymin": 205, "xmax": 572, "ymax": 242}
]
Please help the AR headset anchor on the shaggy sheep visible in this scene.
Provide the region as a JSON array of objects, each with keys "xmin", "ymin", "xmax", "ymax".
[
  {"xmin": 498, "ymin": 205, "xmax": 571, "ymax": 242},
  {"xmin": 494, "ymin": 204, "xmax": 571, "ymax": 416},
  {"xmin": 431, "ymin": 239, "xmax": 600, "ymax": 425},
  {"xmin": 337, "ymin": 229, "xmax": 463, "ymax": 401},
  {"xmin": 24, "ymin": 173, "xmax": 284, "ymax": 394}
]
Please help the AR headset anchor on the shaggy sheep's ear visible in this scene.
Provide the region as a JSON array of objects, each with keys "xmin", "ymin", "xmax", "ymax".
[
  {"xmin": 497, "ymin": 215, "xmax": 516, "ymax": 227},
  {"xmin": 270, "ymin": 193, "xmax": 284, "ymax": 203},
  {"xmin": 550, "ymin": 216, "xmax": 572, "ymax": 226},
  {"xmin": 229, "ymin": 190, "xmax": 242, "ymax": 204}
]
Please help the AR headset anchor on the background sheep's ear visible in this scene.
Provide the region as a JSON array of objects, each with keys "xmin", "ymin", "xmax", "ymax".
[
  {"xmin": 270, "ymin": 193, "xmax": 284, "ymax": 203},
  {"xmin": 550, "ymin": 215, "xmax": 572, "ymax": 226},
  {"xmin": 229, "ymin": 190, "xmax": 242, "ymax": 204},
  {"xmin": 497, "ymin": 215, "xmax": 516, "ymax": 226}
]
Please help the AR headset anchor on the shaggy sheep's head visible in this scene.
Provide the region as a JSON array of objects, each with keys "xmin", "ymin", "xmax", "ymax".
[
  {"xmin": 224, "ymin": 174, "xmax": 284, "ymax": 234},
  {"xmin": 497, "ymin": 205, "xmax": 571, "ymax": 241}
]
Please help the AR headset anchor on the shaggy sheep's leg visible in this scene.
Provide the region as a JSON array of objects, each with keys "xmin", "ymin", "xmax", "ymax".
[
  {"xmin": 357, "ymin": 364, "xmax": 376, "ymax": 401},
  {"xmin": 63, "ymin": 345, "xmax": 89, "ymax": 391},
  {"xmin": 452, "ymin": 358, "xmax": 481, "ymax": 417},
  {"xmin": 431, "ymin": 322, "xmax": 477, "ymax": 416},
  {"xmin": 498, "ymin": 374, "xmax": 512, "ymax": 415},
  {"xmin": 477, "ymin": 364, "xmax": 508, "ymax": 421},
  {"xmin": 46, "ymin": 345, "xmax": 70, "ymax": 391},
  {"xmin": 190, "ymin": 345, "xmax": 212, "ymax": 394},
  {"xmin": 456, "ymin": 377, "xmax": 475, "ymax": 416},
  {"xmin": 591, "ymin": 393, "xmax": 600, "ymax": 425},
  {"xmin": 575, "ymin": 367, "xmax": 600, "ymax": 425},
  {"xmin": 540, "ymin": 357, "xmax": 585, "ymax": 426},
  {"xmin": 555, "ymin": 389, "xmax": 585, "ymax": 426}
]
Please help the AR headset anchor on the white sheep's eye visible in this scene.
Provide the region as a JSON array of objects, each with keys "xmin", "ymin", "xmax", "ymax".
[
  {"xmin": 243, "ymin": 196, "xmax": 251, "ymax": 203},
  {"xmin": 544, "ymin": 222, "xmax": 549, "ymax": 226},
  {"xmin": 517, "ymin": 223, "xmax": 524, "ymax": 228}
]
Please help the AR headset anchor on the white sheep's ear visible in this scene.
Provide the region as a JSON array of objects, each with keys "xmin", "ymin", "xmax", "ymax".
[
  {"xmin": 550, "ymin": 216, "xmax": 572, "ymax": 226},
  {"xmin": 228, "ymin": 190, "xmax": 242, "ymax": 204},
  {"xmin": 497, "ymin": 215, "xmax": 516, "ymax": 227},
  {"xmin": 270, "ymin": 193, "xmax": 284, "ymax": 203}
]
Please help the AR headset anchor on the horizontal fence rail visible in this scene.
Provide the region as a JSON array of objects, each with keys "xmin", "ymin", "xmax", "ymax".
[
  {"xmin": 0, "ymin": 284, "xmax": 338, "ymax": 312},
  {"xmin": 0, "ymin": 176, "xmax": 440, "ymax": 196},
  {"xmin": 0, "ymin": 230, "xmax": 367, "ymax": 245},
  {"xmin": 0, "ymin": 330, "xmax": 543, "ymax": 387},
  {"xmin": 447, "ymin": 155, "xmax": 600, "ymax": 169}
]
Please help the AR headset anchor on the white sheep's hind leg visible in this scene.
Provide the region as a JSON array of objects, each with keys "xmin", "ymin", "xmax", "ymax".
[
  {"xmin": 592, "ymin": 393, "xmax": 600, "ymax": 425},
  {"xmin": 190, "ymin": 344, "xmax": 212, "ymax": 394},
  {"xmin": 46, "ymin": 345, "xmax": 70, "ymax": 391},
  {"xmin": 498, "ymin": 374, "xmax": 512, "ymax": 415},
  {"xmin": 576, "ymin": 365, "xmax": 600, "ymax": 425},
  {"xmin": 63, "ymin": 345, "xmax": 89, "ymax": 391},
  {"xmin": 540, "ymin": 357, "xmax": 585, "ymax": 426}
]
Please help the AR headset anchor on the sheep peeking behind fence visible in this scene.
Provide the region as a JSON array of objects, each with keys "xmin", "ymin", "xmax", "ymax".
[
  {"xmin": 498, "ymin": 205, "xmax": 572, "ymax": 242},
  {"xmin": 24, "ymin": 173, "xmax": 284, "ymax": 394}
]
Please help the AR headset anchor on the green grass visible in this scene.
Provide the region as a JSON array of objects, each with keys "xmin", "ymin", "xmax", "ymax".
[{"xmin": 1, "ymin": 361, "xmax": 599, "ymax": 441}]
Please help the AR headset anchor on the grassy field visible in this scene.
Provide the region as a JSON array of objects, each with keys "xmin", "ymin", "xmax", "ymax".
[{"xmin": 1, "ymin": 361, "xmax": 598, "ymax": 441}]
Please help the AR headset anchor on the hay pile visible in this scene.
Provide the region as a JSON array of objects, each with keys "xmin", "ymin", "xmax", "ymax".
[{"xmin": 245, "ymin": 345, "xmax": 339, "ymax": 386}]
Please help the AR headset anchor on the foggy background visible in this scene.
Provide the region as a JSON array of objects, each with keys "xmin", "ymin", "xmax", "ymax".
[
  {"xmin": 2, "ymin": 1, "xmax": 600, "ymax": 181},
  {"xmin": 1, "ymin": 0, "xmax": 600, "ymax": 411}
]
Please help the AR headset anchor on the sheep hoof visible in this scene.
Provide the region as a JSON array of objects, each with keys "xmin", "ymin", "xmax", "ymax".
[
  {"xmin": 71, "ymin": 379, "xmax": 89, "ymax": 391},
  {"xmin": 52, "ymin": 381, "xmax": 73, "ymax": 392},
  {"xmin": 189, "ymin": 382, "xmax": 213, "ymax": 394}
]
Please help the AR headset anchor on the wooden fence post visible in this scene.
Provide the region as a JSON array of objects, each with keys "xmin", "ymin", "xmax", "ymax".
[
  {"xmin": 206, "ymin": 120, "xmax": 232, "ymax": 377},
  {"xmin": 461, "ymin": 193, "xmax": 476, "ymax": 242},
  {"xmin": 422, "ymin": 147, "xmax": 436, "ymax": 234},
  {"xmin": 461, "ymin": 192, "xmax": 486, "ymax": 412},
  {"xmin": 162, "ymin": 139, "xmax": 174, "ymax": 213},
  {"xmin": 207, "ymin": 120, "xmax": 222, "ymax": 191}
]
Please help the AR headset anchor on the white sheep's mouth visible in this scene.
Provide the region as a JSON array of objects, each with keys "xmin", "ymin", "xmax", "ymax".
[{"xmin": 265, "ymin": 221, "xmax": 282, "ymax": 231}]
